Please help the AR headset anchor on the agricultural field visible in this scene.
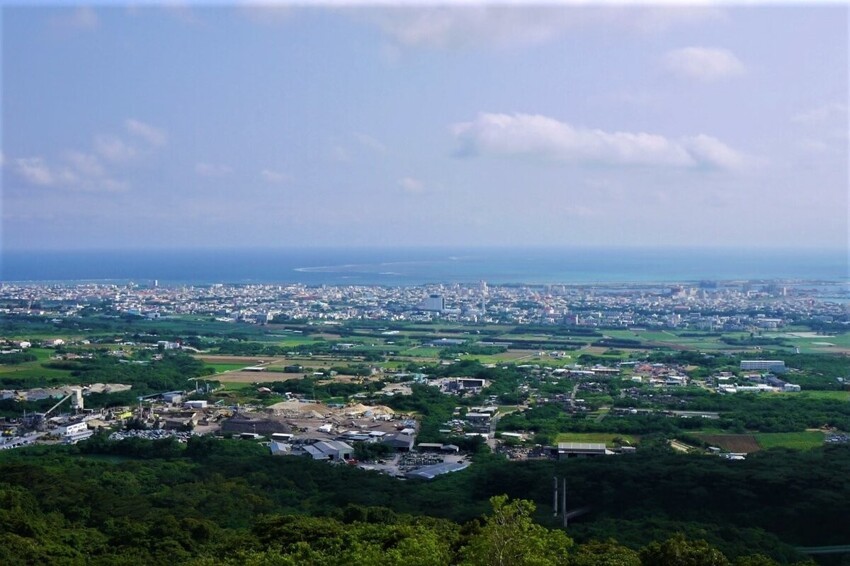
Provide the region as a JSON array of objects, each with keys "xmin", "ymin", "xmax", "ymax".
[
  {"xmin": 696, "ymin": 434, "xmax": 761, "ymax": 453},
  {"xmin": 194, "ymin": 355, "xmax": 279, "ymax": 365},
  {"xmin": 693, "ymin": 431, "xmax": 828, "ymax": 452}
]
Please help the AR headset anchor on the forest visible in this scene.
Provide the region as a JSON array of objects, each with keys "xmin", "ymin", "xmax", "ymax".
[{"xmin": 1, "ymin": 436, "xmax": 848, "ymax": 564}]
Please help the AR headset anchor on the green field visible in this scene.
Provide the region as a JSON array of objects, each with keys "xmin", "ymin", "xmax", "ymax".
[
  {"xmin": 793, "ymin": 390, "xmax": 850, "ymax": 401},
  {"xmin": 0, "ymin": 349, "xmax": 76, "ymax": 383},
  {"xmin": 554, "ymin": 432, "xmax": 638, "ymax": 446},
  {"xmin": 755, "ymin": 431, "xmax": 825, "ymax": 450}
]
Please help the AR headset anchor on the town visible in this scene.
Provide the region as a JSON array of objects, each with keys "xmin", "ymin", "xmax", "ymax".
[
  {"xmin": 2, "ymin": 278, "xmax": 847, "ymax": 328},
  {"xmin": 2, "ymin": 279, "xmax": 848, "ymax": 481}
]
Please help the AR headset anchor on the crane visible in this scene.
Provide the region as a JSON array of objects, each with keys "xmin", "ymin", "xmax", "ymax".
[{"xmin": 24, "ymin": 388, "xmax": 83, "ymax": 430}]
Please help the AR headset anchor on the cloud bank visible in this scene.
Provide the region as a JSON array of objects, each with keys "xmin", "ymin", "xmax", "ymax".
[
  {"xmin": 370, "ymin": 5, "xmax": 722, "ymax": 49},
  {"xmin": 452, "ymin": 113, "xmax": 746, "ymax": 170}
]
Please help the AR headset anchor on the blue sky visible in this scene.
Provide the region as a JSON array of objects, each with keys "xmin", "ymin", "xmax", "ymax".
[{"xmin": 2, "ymin": 3, "xmax": 847, "ymax": 250}]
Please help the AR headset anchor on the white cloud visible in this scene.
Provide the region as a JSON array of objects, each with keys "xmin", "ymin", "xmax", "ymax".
[
  {"xmin": 792, "ymin": 103, "xmax": 847, "ymax": 125},
  {"xmin": 261, "ymin": 169, "xmax": 288, "ymax": 184},
  {"xmin": 13, "ymin": 154, "xmax": 126, "ymax": 192},
  {"xmin": 12, "ymin": 118, "xmax": 166, "ymax": 193},
  {"xmin": 398, "ymin": 176, "xmax": 425, "ymax": 194},
  {"xmin": 681, "ymin": 134, "xmax": 746, "ymax": 170},
  {"xmin": 125, "ymin": 119, "xmax": 168, "ymax": 147},
  {"xmin": 195, "ymin": 162, "xmax": 233, "ymax": 177},
  {"xmin": 94, "ymin": 135, "xmax": 138, "ymax": 162},
  {"xmin": 15, "ymin": 157, "xmax": 56, "ymax": 186},
  {"xmin": 63, "ymin": 150, "xmax": 105, "ymax": 178},
  {"xmin": 238, "ymin": 4, "xmax": 292, "ymax": 25},
  {"xmin": 369, "ymin": 6, "xmax": 722, "ymax": 49},
  {"xmin": 162, "ymin": 4, "xmax": 204, "ymax": 26},
  {"xmin": 663, "ymin": 47, "xmax": 745, "ymax": 82},
  {"xmin": 93, "ymin": 119, "xmax": 166, "ymax": 163},
  {"xmin": 50, "ymin": 6, "xmax": 99, "ymax": 31},
  {"xmin": 625, "ymin": 6, "xmax": 724, "ymax": 34},
  {"xmin": 452, "ymin": 112, "xmax": 747, "ymax": 170}
]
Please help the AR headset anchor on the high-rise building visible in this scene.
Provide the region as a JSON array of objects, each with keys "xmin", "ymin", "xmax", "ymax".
[{"xmin": 420, "ymin": 294, "xmax": 445, "ymax": 312}]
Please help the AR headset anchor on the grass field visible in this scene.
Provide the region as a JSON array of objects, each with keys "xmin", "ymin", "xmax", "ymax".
[
  {"xmin": 554, "ymin": 432, "xmax": 638, "ymax": 446},
  {"xmin": 0, "ymin": 366, "xmax": 72, "ymax": 379},
  {"xmin": 755, "ymin": 431, "xmax": 825, "ymax": 450}
]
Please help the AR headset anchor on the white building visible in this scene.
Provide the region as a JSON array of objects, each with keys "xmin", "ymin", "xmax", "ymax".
[{"xmin": 59, "ymin": 421, "xmax": 93, "ymax": 444}]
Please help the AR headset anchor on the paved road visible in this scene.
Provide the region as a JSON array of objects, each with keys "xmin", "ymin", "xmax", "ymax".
[{"xmin": 796, "ymin": 545, "xmax": 850, "ymax": 555}]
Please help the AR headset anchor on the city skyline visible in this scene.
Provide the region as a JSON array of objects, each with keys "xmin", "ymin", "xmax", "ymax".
[{"xmin": 2, "ymin": 3, "xmax": 848, "ymax": 251}]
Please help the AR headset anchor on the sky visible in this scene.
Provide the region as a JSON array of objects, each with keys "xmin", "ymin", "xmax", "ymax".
[{"xmin": 1, "ymin": 2, "xmax": 848, "ymax": 251}]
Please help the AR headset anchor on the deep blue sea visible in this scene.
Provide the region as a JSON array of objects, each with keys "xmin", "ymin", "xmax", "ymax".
[{"xmin": 1, "ymin": 248, "xmax": 847, "ymax": 286}]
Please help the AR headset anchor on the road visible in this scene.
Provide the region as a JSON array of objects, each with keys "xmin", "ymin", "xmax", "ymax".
[
  {"xmin": 569, "ymin": 382, "xmax": 579, "ymax": 408},
  {"xmin": 796, "ymin": 545, "xmax": 850, "ymax": 555}
]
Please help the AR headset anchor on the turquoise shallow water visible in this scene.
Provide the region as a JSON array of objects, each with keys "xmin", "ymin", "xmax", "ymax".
[{"xmin": 1, "ymin": 247, "xmax": 847, "ymax": 285}]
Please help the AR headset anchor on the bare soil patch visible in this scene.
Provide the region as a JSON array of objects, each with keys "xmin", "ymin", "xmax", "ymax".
[
  {"xmin": 215, "ymin": 371, "xmax": 304, "ymax": 383},
  {"xmin": 699, "ymin": 434, "xmax": 761, "ymax": 453},
  {"xmin": 195, "ymin": 355, "xmax": 279, "ymax": 364}
]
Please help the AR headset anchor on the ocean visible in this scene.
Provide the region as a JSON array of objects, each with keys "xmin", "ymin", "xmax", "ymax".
[{"xmin": 1, "ymin": 247, "xmax": 847, "ymax": 286}]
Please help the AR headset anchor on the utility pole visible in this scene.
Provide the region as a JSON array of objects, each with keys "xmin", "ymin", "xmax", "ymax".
[
  {"xmin": 562, "ymin": 477, "xmax": 568, "ymax": 528},
  {"xmin": 553, "ymin": 476, "xmax": 559, "ymax": 517}
]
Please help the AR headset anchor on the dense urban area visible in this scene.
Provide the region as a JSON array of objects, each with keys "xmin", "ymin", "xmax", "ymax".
[{"xmin": 1, "ymin": 278, "xmax": 849, "ymax": 565}]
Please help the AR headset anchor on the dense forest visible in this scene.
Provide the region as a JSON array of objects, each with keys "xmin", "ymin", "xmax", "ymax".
[{"xmin": 1, "ymin": 437, "xmax": 848, "ymax": 564}]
